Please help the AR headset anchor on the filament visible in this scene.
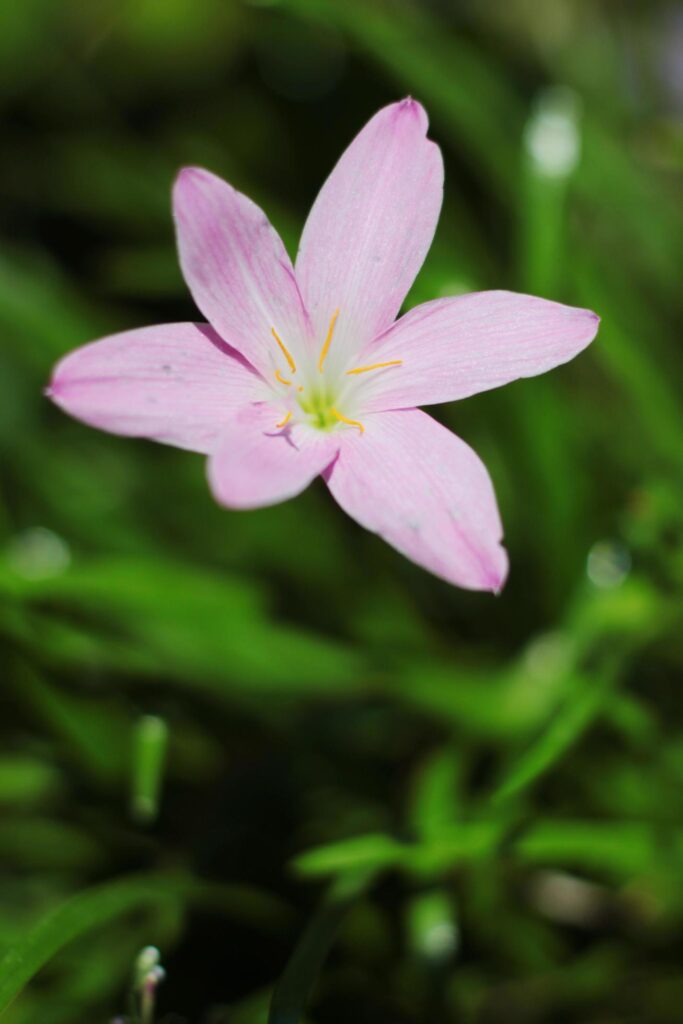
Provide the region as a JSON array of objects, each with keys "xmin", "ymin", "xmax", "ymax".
[
  {"xmin": 271, "ymin": 327, "xmax": 297, "ymax": 374},
  {"xmin": 318, "ymin": 308, "xmax": 340, "ymax": 373},
  {"xmin": 346, "ymin": 359, "xmax": 403, "ymax": 376},
  {"xmin": 331, "ymin": 407, "xmax": 364, "ymax": 434}
]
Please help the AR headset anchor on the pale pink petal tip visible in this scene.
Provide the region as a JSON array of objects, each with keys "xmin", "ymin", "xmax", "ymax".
[
  {"xmin": 467, "ymin": 533, "xmax": 508, "ymax": 595},
  {"xmin": 174, "ymin": 165, "xmax": 209, "ymax": 191},
  {"xmin": 46, "ymin": 322, "xmax": 261, "ymax": 454},
  {"xmin": 326, "ymin": 411, "xmax": 508, "ymax": 593},
  {"xmin": 359, "ymin": 293, "xmax": 601, "ymax": 415},
  {"xmin": 396, "ymin": 95, "xmax": 428, "ymax": 125},
  {"xmin": 488, "ymin": 546, "xmax": 510, "ymax": 595},
  {"xmin": 172, "ymin": 162, "xmax": 310, "ymax": 378},
  {"xmin": 295, "ymin": 94, "xmax": 443, "ymax": 361},
  {"xmin": 172, "ymin": 166, "xmax": 214, "ymax": 215}
]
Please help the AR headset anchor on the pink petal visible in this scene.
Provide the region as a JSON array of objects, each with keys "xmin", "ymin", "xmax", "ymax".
[
  {"xmin": 48, "ymin": 322, "xmax": 261, "ymax": 454},
  {"xmin": 173, "ymin": 167, "xmax": 313, "ymax": 377},
  {"xmin": 208, "ymin": 404, "xmax": 339, "ymax": 510},
  {"xmin": 325, "ymin": 409, "xmax": 508, "ymax": 591},
  {"xmin": 295, "ymin": 99, "xmax": 443, "ymax": 369},
  {"xmin": 355, "ymin": 291, "xmax": 599, "ymax": 413}
]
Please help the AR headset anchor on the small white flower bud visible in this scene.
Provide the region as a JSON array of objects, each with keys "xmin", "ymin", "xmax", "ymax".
[{"xmin": 524, "ymin": 86, "xmax": 581, "ymax": 179}]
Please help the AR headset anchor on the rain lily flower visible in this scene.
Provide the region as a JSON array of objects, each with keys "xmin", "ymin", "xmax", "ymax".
[{"xmin": 48, "ymin": 100, "xmax": 599, "ymax": 591}]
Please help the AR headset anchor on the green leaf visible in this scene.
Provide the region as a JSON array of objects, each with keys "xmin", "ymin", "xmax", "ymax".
[
  {"xmin": 3, "ymin": 556, "xmax": 367, "ymax": 696},
  {"xmin": 407, "ymin": 746, "xmax": 464, "ymax": 843},
  {"xmin": 130, "ymin": 715, "xmax": 169, "ymax": 824},
  {"xmin": 517, "ymin": 820, "xmax": 683, "ymax": 878},
  {"xmin": 294, "ymin": 834, "xmax": 407, "ymax": 878},
  {"xmin": 269, "ymin": 871, "xmax": 371, "ymax": 1024},
  {"xmin": 0, "ymin": 873, "xmax": 181, "ymax": 1012},
  {"xmin": 490, "ymin": 671, "xmax": 615, "ymax": 806},
  {"xmin": 0, "ymin": 872, "xmax": 291, "ymax": 1013},
  {"xmin": 0, "ymin": 757, "xmax": 61, "ymax": 806}
]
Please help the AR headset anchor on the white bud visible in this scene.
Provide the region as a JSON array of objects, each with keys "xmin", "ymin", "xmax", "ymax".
[
  {"xmin": 135, "ymin": 946, "xmax": 162, "ymax": 986},
  {"xmin": 524, "ymin": 86, "xmax": 581, "ymax": 179}
]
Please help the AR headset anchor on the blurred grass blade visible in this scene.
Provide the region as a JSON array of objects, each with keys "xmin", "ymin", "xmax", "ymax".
[
  {"xmin": 285, "ymin": 0, "xmax": 522, "ymax": 194},
  {"xmin": 520, "ymin": 86, "xmax": 582, "ymax": 298},
  {"xmin": 517, "ymin": 820, "xmax": 677, "ymax": 878},
  {"xmin": 514, "ymin": 86, "xmax": 586, "ymax": 598},
  {"xmin": 14, "ymin": 659, "xmax": 131, "ymax": 784},
  {"xmin": 269, "ymin": 870, "xmax": 371, "ymax": 1024},
  {"xmin": 0, "ymin": 872, "xmax": 292, "ymax": 1013},
  {"xmin": 294, "ymin": 834, "xmax": 407, "ymax": 878},
  {"xmin": 4, "ymin": 556, "xmax": 366, "ymax": 696},
  {"xmin": 408, "ymin": 746, "xmax": 464, "ymax": 843},
  {"xmin": 131, "ymin": 715, "xmax": 169, "ymax": 824},
  {"xmin": 490, "ymin": 670, "xmax": 616, "ymax": 806},
  {"xmin": 0, "ymin": 252, "xmax": 101, "ymax": 370},
  {"xmin": 0, "ymin": 873, "xmax": 185, "ymax": 1013}
]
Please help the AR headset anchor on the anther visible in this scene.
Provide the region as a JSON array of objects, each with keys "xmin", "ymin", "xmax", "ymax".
[
  {"xmin": 275, "ymin": 411, "xmax": 292, "ymax": 429},
  {"xmin": 275, "ymin": 369, "xmax": 292, "ymax": 386},
  {"xmin": 271, "ymin": 327, "xmax": 297, "ymax": 374},
  {"xmin": 318, "ymin": 308, "xmax": 340, "ymax": 373},
  {"xmin": 331, "ymin": 407, "xmax": 364, "ymax": 434},
  {"xmin": 346, "ymin": 359, "xmax": 403, "ymax": 376}
]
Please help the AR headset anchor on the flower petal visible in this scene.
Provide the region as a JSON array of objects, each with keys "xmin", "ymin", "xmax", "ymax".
[
  {"xmin": 295, "ymin": 99, "xmax": 443, "ymax": 369},
  {"xmin": 355, "ymin": 291, "xmax": 599, "ymax": 412},
  {"xmin": 208, "ymin": 404, "xmax": 339, "ymax": 510},
  {"xmin": 325, "ymin": 409, "xmax": 507, "ymax": 591},
  {"xmin": 48, "ymin": 322, "xmax": 261, "ymax": 454},
  {"xmin": 173, "ymin": 167, "xmax": 313, "ymax": 377}
]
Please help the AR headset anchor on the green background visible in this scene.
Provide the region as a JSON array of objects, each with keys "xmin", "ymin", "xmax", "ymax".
[{"xmin": 1, "ymin": 1, "xmax": 682, "ymax": 1021}]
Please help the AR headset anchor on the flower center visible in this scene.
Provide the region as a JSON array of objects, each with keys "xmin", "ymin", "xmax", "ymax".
[
  {"xmin": 298, "ymin": 385, "xmax": 340, "ymax": 431},
  {"xmin": 270, "ymin": 310, "xmax": 402, "ymax": 435}
]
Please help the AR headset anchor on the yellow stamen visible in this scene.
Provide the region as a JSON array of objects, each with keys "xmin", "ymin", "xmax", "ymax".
[
  {"xmin": 318, "ymin": 308, "xmax": 340, "ymax": 373},
  {"xmin": 275, "ymin": 369, "xmax": 292, "ymax": 386},
  {"xmin": 271, "ymin": 327, "xmax": 297, "ymax": 374},
  {"xmin": 331, "ymin": 407, "xmax": 364, "ymax": 434},
  {"xmin": 275, "ymin": 410, "xmax": 292, "ymax": 429},
  {"xmin": 346, "ymin": 359, "xmax": 403, "ymax": 376}
]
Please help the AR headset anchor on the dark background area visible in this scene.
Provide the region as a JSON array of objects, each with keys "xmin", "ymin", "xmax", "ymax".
[{"xmin": 0, "ymin": 1, "xmax": 682, "ymax": 1021}]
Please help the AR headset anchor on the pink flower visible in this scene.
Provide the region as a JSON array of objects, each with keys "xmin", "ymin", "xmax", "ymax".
[{"xmin": 49, "ymin": 100, "xmax": 599, "ymax": 591}]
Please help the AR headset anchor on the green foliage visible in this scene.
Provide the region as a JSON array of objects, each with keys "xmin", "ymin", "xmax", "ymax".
[
  {"xmin": 0, "ymin": 872, "xmax": 290, "ymax": 1014},
  {"xmin": 0, "ymin": 1, "xmax": 681, "ymax": 1022}
]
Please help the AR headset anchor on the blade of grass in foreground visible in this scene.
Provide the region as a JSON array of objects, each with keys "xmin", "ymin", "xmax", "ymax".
[
  {"xmin": 269, "ymin": 870, "xmax": 372, "ymax": 1024},
  {"xmin": 0, "ymin": 872, "xmax": 291, "ymax": 1014}
]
